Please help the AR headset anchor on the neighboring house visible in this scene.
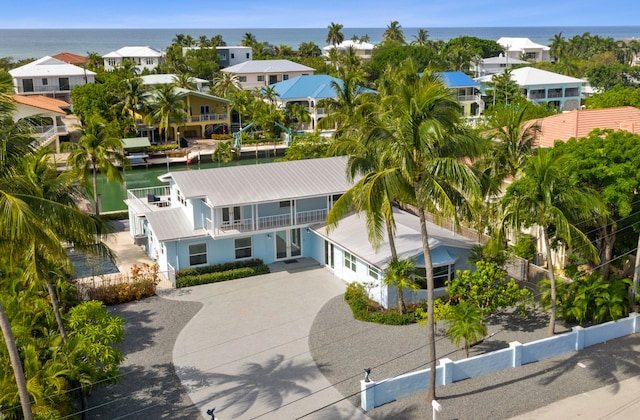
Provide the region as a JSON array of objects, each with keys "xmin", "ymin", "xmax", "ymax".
[
  {"xmin": 125, "ymin": 156, "xmax": 476, "ymax": 308},
  {"xmin": 436, "ymin": 71, "xmax": 484, "ymax": 117},
  {"xmin": 476, "ymin": 67, "xmax": 585, "ymax": 111},
  {"xmin": 497, "ymin": 37, "xmax": 551, "ymax": 62},
  {"xmin": 322, "ymin": 40, "xmax": 375, "ymax": 61},
  {"xmin": 8, "ymin": 56, "xmax": 96, "ymax": 103},
  {"xmin": 181, "ymin": 46, "xmax": 253, "ymax": 69},
  {"xmin": 138, "ymin": 88, "xmax": 231, "ymax": 141},
  {"xmin": 472, "ymin": 54, "xmax": 529, "ymax": 77},
  {"xmin": 270, "ymin": 74, "xmax": 376, "ymax": 130},
  {"xmin": 314, "ymin": 208, "xmax": 475, "ymax": 308},
  {"xmin": 11, "ymin": 94, "xmax": 69, "ymax": 152},
  {"xmin": 221, "ymin": 60, "xmax": 315, "ymax": 90},
  {"xmin": 140, "ymin": 74, "xmax": 210, "ymax": 92},
  {"xmin": 533, "ymin": 106, "xmax": 640, "ymax": 147},
  {"xmin": 103, "ymin": 46, "xmax": 164, "ymax": 72}
]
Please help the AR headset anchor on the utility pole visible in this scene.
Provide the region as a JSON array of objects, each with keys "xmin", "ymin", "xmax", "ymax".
[{"xmin": 632, "ymin": 232, "xmax": 640, "ymax": 312}]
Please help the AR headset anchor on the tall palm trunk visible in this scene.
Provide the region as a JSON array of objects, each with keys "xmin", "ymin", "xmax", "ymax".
[
  {"xmin": 0, "ymin": 299, "xmax": 34, "ymax": 420},
  {"xmin": 542, "ymin": 227, "xmax": 556, "ymax": 336},
  {"xmin": 92, "ymin": 162, "xmax": 99, "ymax": 215},
  {"xmin": 415, "ymin": 182, "xmax": 436, "ymax": 402},
  {"xmin": 599, "ymin": 224, "xmax": 616, "ymax": 280}
]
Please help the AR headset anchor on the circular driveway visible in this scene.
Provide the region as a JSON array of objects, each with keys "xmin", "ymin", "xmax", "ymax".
[{"xmin": 167, "ymin": 261, "xmax": 371, "ymax": 420}]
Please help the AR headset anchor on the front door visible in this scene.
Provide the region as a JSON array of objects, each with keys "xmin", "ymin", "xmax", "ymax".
[{"xmin": 275, "ymin": 228, "xmax": 301, "ymax": 260}]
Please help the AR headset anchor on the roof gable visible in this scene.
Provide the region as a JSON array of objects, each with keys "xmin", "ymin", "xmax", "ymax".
[
  {"xmin": 103, "ymin": 46, "xmax": 163, "ymax": 58},
  {"xmin": 12, "ymin": 94, "xmax": 69, "ymax": 114},
  {"xmin": 9, "ymin": 56, "xmax": 96, "ymax": 78},
  {"xmin": 270, "ymin": 74, "xmax": 375, "ymax": 100}
]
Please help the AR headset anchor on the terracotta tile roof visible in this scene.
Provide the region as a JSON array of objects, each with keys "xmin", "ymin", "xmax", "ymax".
[
  {"xmin": 534, "ymin": 107, "xmax": 640, "ymax": 147},
  {"xmin": 12, "ymin": 94, "xmax": 69, "ymax": 114},
  {"xmin": 52, "ymin": 52, "xmax": 88, "ymax": 65}
]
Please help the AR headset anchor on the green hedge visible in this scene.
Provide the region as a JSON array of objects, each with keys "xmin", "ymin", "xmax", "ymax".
[
  {"xmin": 176, "ymin": 265, "xmax": 270, "ymax": 288},
  {"xmin": 148, "ymin": 144, "xmax": 179, "ymax": 152},
  {"xmin": 176, "ymin": 259, "xmax": 265, "ymax": 279},
  {"xmin": 344, "ymin": 282, "xmax": 417, "ymax": 325}
]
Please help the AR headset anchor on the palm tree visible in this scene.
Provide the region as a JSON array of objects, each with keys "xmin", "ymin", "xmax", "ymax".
[
  {"xmin": 487, "ymin": 69, "xmax": 523, "ymax": 107},
  {"xmin": 242, "ymin": 32, "xmax": 258, "ymax": 48},
  {"xmin": 383, "ymin": 21, "xmax": 406, "ymax": 44},
  {"xmin": 549, "ymin": 32, "xmax": 566, "ymax": 63},
  {"xmin": 500, "ymin": 148, "xmax": 604, "ymax": 335},
  {"xmin": 173, "ymin": 72, "xmax": 195, "ymax": 90},
  {"xmin": 115, "ymin": 76, "xmax": 144, "ymax": 132},
  {"xmin": 212, "ymin": 140, "xmax": 237, "ymax": 164},
  {"xmin": 444, "ymin": 301, "xmax": 487, "ymax": 358},
  {"xmin": 411, "ymin": 28, "xmax": 430, "ymax": 46},
  {"xmin": 326, "ymin": 22, "xmax": 345, "ymax": 46},
  {"xmin": 210, "ymin": 34, "xmax": 226, "ymax": 47},
  {"xmin": 371, "ymin": 59, "xmax": 482, "ymax": 401},
  {"xmin": 212, "ymin": 72, "xmax": 241, "ymax": 98},
  {"xmin": 64, "ymin": 115, "xmax": 124, "ymax": 215},
  {"xmin": 230, "ymin": 89, "xmax": 254, "ymax": 130},
  {"xmin": 297, "ymin": 41, "xmax": 322, "ymax": 58},
  {"xmin": 144, "ymin": 83, "xmax": 188, "ymax": 144},
  {"xmin": 480, "ymin": 103, "xmax": 542, "ymax": 183},
  {"xmin": 384, "ymin": 258, "xmax": 421, "ymax": 314}
]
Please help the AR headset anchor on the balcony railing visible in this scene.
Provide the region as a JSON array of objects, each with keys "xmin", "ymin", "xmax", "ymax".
[
  {"xmin": 184, "ymin": 113, "xmax": 228, "ymax": 123},
  {"xmin": 16, "ymin": 85, "xmax": 72, "ymax": 93},
  {"xmin": 212, "ymin": 208, "xmax": 328, "ymax": 236},
  {"xmin": 126, "ymin": 186, "xmax": 172, "ymax": 213}
]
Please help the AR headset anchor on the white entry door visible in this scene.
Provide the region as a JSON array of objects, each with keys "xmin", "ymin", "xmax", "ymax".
[{"xmin": 275, "ymin": 228, "xmax": 302, "ymax": 260}]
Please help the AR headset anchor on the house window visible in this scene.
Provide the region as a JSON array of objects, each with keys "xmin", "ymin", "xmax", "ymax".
[
  {"xmin": 565, "ymin": 87, "xmax": 579, "ymax": 97},
  {"xmin": 530, "ymin": 89, "xmax": 546, "ymax": 99},
  {"xmin": 231, "ymin": 53, "xmax": 235, "ymax": 59},
  {"xmin": 344, "ymin": 252, "xmax": 356, "ymax": 272},
  {"xmin": 368, "ymin": 265, "xmax": 379, "ymax": 279},
  {"xmin": 257, "ymin": 75, "xmax": 265, "ymax": 82},
  {"xmin": 525, "ymin": 52, "xmax": 537, "ymax": 60},
  {"xmin": 177, "ymin": 189, "xmax": 186, "ymax": 206},
  {"xmin": 41, "ymin": 78, "xmax": 48, "ymax": 86},
  {"xmin": 22, "ymin": 79, "xmax": 34, "ymax": 93},
  {"xmin": 283, "ymin": 74, "xmax": 289, "ymax": 80},
  {"xmin": 189, "ymin": 243, "xmax": 207, "ymax": 266},
  {"xmin": 218, "ymin": 53, "xmax": 227, "ymax": 60},
  {"xmin": 235, "ymin": 237, "xmax": 252, "ymax": 259},
  {"xmin": 59, "ymin": 78, "xmax": 70, "ymax": 91},
  {"xmin": 246, "ymin": 53, "xmax": 250, "ymax": 59},
  {"xmin": 548, "ymin": 88, "xmax": 563, "ymax": 98},
  {"xmin": 107, "ymin": 58, "xmax": 117, "ymax": 66},
  {"xmin": 279, "ymin": 200, "xmax": 291, "ymax": 208},
  {"xmin": 146, "ymin": 58, "xmax": 154, "ymax": 65},
  {"xmin": 239, "ymin": 76, "xmax": 247, "ymax": 82},
  {"xmin": 415, "ymin": 264, "xmax": 455, "ymax": 289}
]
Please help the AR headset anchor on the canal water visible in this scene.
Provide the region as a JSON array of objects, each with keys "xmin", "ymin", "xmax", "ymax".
[{"xmin": 97, "ymin": 155, "xmax": 278, "ymax": 212}]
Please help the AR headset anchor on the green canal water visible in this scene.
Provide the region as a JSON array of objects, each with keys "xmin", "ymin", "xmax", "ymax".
[{"xmin": 97, "ymin": 155, "xmax": 278, "ymax": 212}]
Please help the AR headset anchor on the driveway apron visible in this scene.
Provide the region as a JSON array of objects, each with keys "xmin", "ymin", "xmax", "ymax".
[{"xmin": 166, "ymin": 261, "xmax": 371, "ymax": 420}]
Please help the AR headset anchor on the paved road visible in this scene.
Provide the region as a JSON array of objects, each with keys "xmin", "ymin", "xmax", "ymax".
[{"xmin": 167, "ymin": 260, "xmax": 370, "ymax": 420}]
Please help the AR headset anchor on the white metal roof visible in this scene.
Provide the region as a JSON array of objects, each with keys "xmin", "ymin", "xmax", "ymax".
[
  {"xmin": 476, "ymin": 67, "xmax": 585, "ymax": 86},
  {"xmin": 166, "ymin": 156, "xmax": 352, "ymax": 207},
  {"xmin": 481, "ymin": 55, "xmax": 529, "ymax": 65},
  {"xmin": 9, "ymin": 56, "xmax": 96, "ymax": 78},
  {"xmin": 141, "ymin": 74, "xmax": 209, "ymax": 86},
  {"xmin": 497, "ymin": 37, "xmax": 550, "ymax": 51},
  {"xmin": 221, "ymin": 59, "xmax": 314, "ymax": 74},
  {"xmin": 322, "ymin": 40, "xmax": 376, "ymax": 51},
  {"xmin": 313, "ymin": 208, "xmax": 476, "ymax": 270},
  {"xmin": 103, "ymin": 46, "xmax": 163, "ymax": 58},
  {"xmin": 145, "ymin": 208, "xmax": 207, "ymax": 241}
]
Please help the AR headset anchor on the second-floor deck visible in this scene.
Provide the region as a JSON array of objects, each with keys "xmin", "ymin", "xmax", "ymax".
[{"xmin": 205, "ymin": 208, "xmax": 327, "ymax": 237}]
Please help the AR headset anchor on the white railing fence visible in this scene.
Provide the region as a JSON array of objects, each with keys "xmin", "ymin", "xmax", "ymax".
[{"xmin": 361, "ymin": 313, "xmax": 640, "ymax": 411}]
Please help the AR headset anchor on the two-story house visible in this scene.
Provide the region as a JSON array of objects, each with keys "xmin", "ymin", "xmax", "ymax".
[
  {"xmin": 322, "ymin": 40, "xmax": 375, "ymax": 61},
  {"xmin": 221, "ymin": 60, "xmax": 315, "ymax": 90},
  {"xmin": 471, "ymin": 54, "xmax": 529, "ymax": 77},
  {"xmin": 8, "ymin": 56, "xmax": 96, "ymax": 103},
  {"xmin": 497, "ymin": 37, "xmax": 551, "ymax": 62},
  {"xmin": 140, "ymin": 74, "xmax": 210, "ymax": 93},
  {"xmin": 103, "ymin": 46, "xmax": 164, "ymax": 72},
  {"xmin": 11, "ymin": 94, "xmax": 69, "ymax": 152},
  {"xmin": 125, "ymin": 156, "xmax": 476, "ymax": 309},
  {"xmin": 139, "ymin": 87, "xmax": 231, "ymax": 141},
  {"xmin": 270, "ymin": 74, "xmax": 376, "ymax": 130},
  {"xmin": 436, "ymin": 71, "xmax": 484, "ymax": 117},
  {"xmin": 477, "ymin": 67, "xmax": 585, "ymax": 111}
]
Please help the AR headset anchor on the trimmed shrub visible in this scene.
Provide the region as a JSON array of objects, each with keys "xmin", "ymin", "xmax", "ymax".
[
  {"xmin": 211, "ymin": 134, "xmax": 233, "ymax": 141},
  {"xmin": 176, "ymin": 259, "xmax": 265, "ymax": 279},
  {"xmin": 176, "ymin": 265, "xmax": 270, "ymax": 288},
  {"xmin": 344, "ymin": 282, "xmax": 417, "ymax": 325},
  {"xmin": 147, "ymin": 144, "xmax": 179, "ymax": 152}
]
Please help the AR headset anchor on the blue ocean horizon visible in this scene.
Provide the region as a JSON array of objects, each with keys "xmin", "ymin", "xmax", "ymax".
[{"xmin": 1, "ymin": 26, "xmax": 639, "ymax": 60}]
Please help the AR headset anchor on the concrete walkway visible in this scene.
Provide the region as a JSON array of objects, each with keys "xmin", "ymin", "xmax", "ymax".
[{"xmin": 165, "ymin": 260, "xmax": 371, "ymax": 420}]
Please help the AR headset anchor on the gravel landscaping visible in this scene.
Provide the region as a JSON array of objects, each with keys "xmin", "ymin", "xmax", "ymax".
[{"xmin": 309, "ymin": 295, "xmax": 640, "ymax": 419}]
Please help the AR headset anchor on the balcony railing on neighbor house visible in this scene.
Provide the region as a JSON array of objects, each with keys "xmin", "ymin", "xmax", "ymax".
[
  {"xmin": 127, "ymin": 186, "xmax": 172, "ymax": 213},
  {"xmin": 212, "ymin": 208, "xmax": 328, "ymax": 235},
  {"xmin": 184, "ymin": 113, "xmax": 228, "ymax": 123},
  {"xmin": 31, "ymin": 125, "xmax": 68, "ymax": 147}
]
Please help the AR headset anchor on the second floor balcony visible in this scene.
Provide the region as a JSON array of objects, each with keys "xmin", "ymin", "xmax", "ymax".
[{"xmin": 206, "ymin": 207, "xmax": 328, "ymax": 237}]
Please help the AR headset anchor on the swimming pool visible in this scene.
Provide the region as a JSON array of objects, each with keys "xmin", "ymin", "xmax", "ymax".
[{"xmin": 67, "ymin": 249, "xmax": 120, "ymax": 278}]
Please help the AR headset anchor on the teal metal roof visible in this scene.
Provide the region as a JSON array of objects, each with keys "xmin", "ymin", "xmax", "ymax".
[{"xmin": 271, "ymin": 74, "xmax": 375, "ymax": 100}]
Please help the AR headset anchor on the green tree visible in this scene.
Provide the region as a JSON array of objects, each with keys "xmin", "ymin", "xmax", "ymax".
[
  {"xmin": 297, "ymin": 41, "xmax": 322, "ymax": 58},
  {"xmin": 64, "ymin": 115, "xmax": 124, "ymax": 215},
  {"xmin": 384, "ymin": 258, "xmax": 420, "ymax": 314},
  {"xmin": 486, "ymin": 69, "xmax": 524, "ymax": 108},
  {"xmin": 585, "ymin": 85, "xmax": 640, "ymax": 108},
  {"xmin": 371, "ymin": 59, "xmax": 483, "ymax": 401},
  {"xmin": 212, "ymin": 140, "xmax": 237, "ymax": 164},
  {"xmin": 411, "ymin": 28, "xmax": 430, "ymax": 46},
  {"xmin": 114, "ymin": 76, "xmax": 145, "ymax": 134},
  {"xmin": 549, "ymin": 32, "xmax": 567, "ymax": 63},
  {"xmin": 211, "ymin": 71, "xmax": 241, "ymax": 98},
  {"xmin": 280, "ymin": 132, "xmax": 331, "ymax": 161},
  {"xmin": 144, "ymin": 83, "xmax": 188, "ymax": 144},
  {"xmin": 444, "ymin": 301, "xmax": 487, "ymax": 358},
  {"xmin": 326, "ymin": 22, "xmax": 344, "ymax": 46},
  {"xmin": 382, "ymin": 21, "xmax": 406, "ymax": 44},
  {"xmin": 500, "ymin": 148, "xmax": 605, "ymax": 335}
]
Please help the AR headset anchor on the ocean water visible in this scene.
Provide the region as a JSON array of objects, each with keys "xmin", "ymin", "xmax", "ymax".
[{"xmin": 2, "ymin": 26, "xmax": 640, "ymax": 60}]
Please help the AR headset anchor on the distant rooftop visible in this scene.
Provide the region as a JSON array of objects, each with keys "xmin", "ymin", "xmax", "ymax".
[
  {"xmin": 221, "ymin": 59, "xmax": 314, "ymax": 74},
  {"xmin": 270, "ymin": 74, "xmax": 376, "ymax": 100}
]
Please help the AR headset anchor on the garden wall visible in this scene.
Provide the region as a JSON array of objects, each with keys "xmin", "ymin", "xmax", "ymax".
[{"xmin": 361, "ymin": 313, "xmax": 639, "ymax": 410}]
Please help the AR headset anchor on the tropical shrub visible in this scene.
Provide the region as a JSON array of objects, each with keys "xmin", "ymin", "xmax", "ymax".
[
  {"xmin": 343, "ymin": 282, "xmax": 417, "ymax": 325},
  {"xmin": 444, "ymin": 301, "xmax": 488, "ymax": 358},
  {"xmin": 176, "ymin": 258, "xmax": 265, "ymax": 278},
  {"xmin": 147, "ymin": 144, "xmax": 179, "ymax": 152},
  {"xmin": 513, "ymin": 234, "xmax": 536, "ymax": 262},
  {"xmin": 176, "ymin": 265, "xmax": 270, "ymax": 288},
  {"xmin": 539, "ymin": 273, "xmax": 632, "ymax": 325},
  {"xmin": 86, "ymin": 263, "xmax": 160, "ymax": 305}
]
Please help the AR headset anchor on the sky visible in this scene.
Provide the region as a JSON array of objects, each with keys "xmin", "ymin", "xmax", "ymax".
[{"xmin": 2, "ymin": 0, "xmax": 639, "ymax": 28}]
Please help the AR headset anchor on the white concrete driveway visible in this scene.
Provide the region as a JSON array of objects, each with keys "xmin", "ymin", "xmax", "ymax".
[{"xmin": 166, "ymin": 260, "xmax": 371, "ymax": 420}]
